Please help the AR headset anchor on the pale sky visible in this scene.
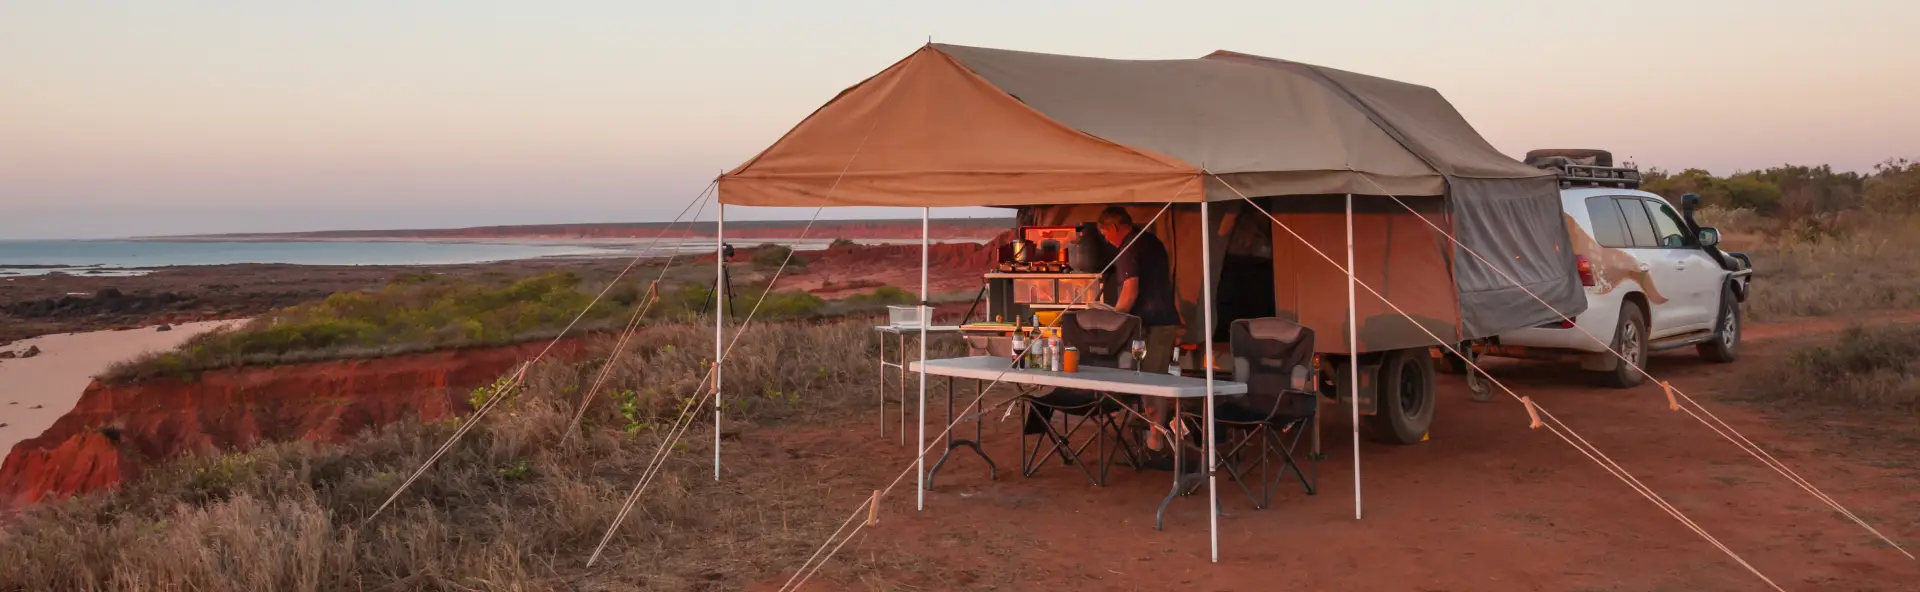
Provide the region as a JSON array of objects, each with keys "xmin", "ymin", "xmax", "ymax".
[{"xmin": 3, "ymin": 1, "xmax": 1915, "ymax": 239}]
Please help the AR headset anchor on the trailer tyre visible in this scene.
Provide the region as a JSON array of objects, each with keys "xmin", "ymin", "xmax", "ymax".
[{"xmin": 1365, "ymin": 349, "xmax": 1435, "ymax": 445}]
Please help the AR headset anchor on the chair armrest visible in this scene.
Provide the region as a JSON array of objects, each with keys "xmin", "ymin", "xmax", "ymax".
[{"xmin": 1289, "ymin": 365, "xmax": 1310, "ymax": 392}]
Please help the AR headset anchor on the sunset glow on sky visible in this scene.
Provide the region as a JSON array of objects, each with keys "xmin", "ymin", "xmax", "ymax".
[{"xmin": 3, "ymin": 1, "xmax": 1915, "ymax": 238}]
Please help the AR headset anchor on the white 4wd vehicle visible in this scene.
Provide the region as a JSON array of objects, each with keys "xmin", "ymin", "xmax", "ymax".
[{"xmin": 1469, "ymin": 150, "xmax": 1754, "ymax": 388}]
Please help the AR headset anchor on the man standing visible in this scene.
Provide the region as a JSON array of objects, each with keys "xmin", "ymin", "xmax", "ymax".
[{"xmin": 1095, "ymin": 206, "xmax": 1184, "ymax": 467}]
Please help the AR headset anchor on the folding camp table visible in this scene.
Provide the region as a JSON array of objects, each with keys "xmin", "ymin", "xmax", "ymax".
[
  {"xmin": 874, "ymin": 324, "xmax": 962, "ymax": 443},
  {"xmin": 911, "ymin": 356, "xmax": 1247, "ymax": 529}
]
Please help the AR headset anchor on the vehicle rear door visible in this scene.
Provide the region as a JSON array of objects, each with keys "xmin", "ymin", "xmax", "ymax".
[{"xmin": 1635, "ymin": 198, "xmax": 1722, "ymax": 333}]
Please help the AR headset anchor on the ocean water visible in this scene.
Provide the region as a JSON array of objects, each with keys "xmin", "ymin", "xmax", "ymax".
[
  {"xmin": 0, "ymin": 240, "xmax": 624, "ymax": 276},
  {"xmin": 0, "ymin": 237, "xmax": 979, "ymax": 277}
]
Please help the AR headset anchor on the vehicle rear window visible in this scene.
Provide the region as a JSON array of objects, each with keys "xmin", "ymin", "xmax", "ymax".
[
  {"xmin": 1583, "ymin": 197, "xmax": 1631, "ymax": 247},
  {"xmin": 1616, "ymin": 198, "xmax": 1659, "ymax": 248}
]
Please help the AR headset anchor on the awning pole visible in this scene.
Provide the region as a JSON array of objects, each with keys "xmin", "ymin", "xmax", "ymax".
[
  {"xmin": 1200, "ymin": 200, "xmax": 1220, "ymax": 563},
  {"xmin": 1346, "ymin": 193, "xmax": 1361, "ymax": 520},
  {"xmin": 714, "ymin": 204, "xmax": 725, "ymax": 481},
  {"xmin": 917, "ymin": 207, "xmax": 930, "ymax": 511}
]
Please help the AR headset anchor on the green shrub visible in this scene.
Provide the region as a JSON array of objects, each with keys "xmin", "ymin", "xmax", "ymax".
[
  {"xmin": 750, "ymin": 243, "xmax": 803, "ymax": 270},
  {"xmin": 100, "ymin": 272, "xmax": 627, "ymax": 382},
  {"xmin": 752, "ymin": 290, "xmax": 826, "ymax": 318},
  {"xmin": 841, "ymin": 286, "xmax": 916, "ymax": 307}
]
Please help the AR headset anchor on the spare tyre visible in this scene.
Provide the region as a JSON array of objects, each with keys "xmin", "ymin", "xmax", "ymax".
[{"xmin": 1525, "ymin": 149, "xmax": 1613, "ymax": 168}]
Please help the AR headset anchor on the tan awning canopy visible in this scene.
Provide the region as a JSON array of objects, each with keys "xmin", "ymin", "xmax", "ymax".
[{"xmin": 719, "ymin": 43, "xmax": 1548, "ymax": 207}]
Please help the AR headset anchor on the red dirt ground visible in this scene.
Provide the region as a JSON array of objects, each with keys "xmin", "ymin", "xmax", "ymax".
[{"xmin": 752, "ymin": 313, "xmax": 1920, "ymax": 591}]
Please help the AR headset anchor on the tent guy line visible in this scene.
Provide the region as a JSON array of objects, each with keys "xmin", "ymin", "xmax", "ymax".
[
  {"xmin": 595, "ymin": 121, "xmax": 881, "ymax": 567},
  {"xmin": 580, "ymin": 194, "xmax": 727, "ymax": 567},
  {"xmin": 565, "ymin": 189, "xmax": 715, "ymax": 443},
  {"xmin": 587, "ymin": 199, "xmax": 835, "ymax": 567},
  {"xmin": 1210, "ymin": 172, "xmax": 1783, "ymax": 591},
  {"xmin": 364, "ymin": 181, "xmax": 718, "ymax": 524},
  {"xmin": 1358, "ymin": 172, "xmax": 1914, "ymax": 560},
  {"xmin": 780, "ymin": 172, "xmax": 1780, "ymax": 590}
]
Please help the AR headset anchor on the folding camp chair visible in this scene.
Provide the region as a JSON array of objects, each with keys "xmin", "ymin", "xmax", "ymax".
[
  {"xmin": 1194, "ymin": 317, "xmax": 1318, "ymax": 509},
  {"xmin": 1014, "ymin": 309, "xmax": 1144, "ymax": 486}
]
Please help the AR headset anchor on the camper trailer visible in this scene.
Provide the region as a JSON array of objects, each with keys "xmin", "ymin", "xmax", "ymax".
[{"xmin": 720, "ymin": 44, "xmax": 1590, "ymax": 446}]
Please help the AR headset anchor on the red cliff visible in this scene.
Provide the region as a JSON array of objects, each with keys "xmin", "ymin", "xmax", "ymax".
[{"xmin": 0, "ymin": 339, "xmax": 587, "ymax": 511}]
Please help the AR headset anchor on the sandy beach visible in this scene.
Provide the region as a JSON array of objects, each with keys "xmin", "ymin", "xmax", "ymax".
[{"xmin": 0, "ymin": 320, "xmax": 245, "ymax": 455}]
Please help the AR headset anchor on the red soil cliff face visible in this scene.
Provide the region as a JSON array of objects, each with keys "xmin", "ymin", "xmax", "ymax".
[{"xmin": 0, "ymin": 339, "xmax": 587, "ymax": 511}]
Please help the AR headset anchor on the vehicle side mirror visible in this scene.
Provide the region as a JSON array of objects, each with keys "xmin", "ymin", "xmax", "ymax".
[{"xmin": 1696, "ymin": 227, "xmax": 1720, "ymax": 248}]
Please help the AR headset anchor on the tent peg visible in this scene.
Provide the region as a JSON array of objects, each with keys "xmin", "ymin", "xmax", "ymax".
[{"xmin": 1522, "ymin": 397, "xmax": 1543, "ymax": 429}]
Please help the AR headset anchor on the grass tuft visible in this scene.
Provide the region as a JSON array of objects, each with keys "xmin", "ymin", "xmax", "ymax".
[{"xmin": 1740, "ymin": 323, "xmax": 1920, "ymax": 414}]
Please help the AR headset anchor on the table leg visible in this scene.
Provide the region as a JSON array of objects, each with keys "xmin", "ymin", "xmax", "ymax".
[
  {"xmin": 877, "ymin": 330, "xmax": 886, "ymax": 438},
  {"xmin": 898, "ymin": 332, "xmax": 907, "ymax": 445},
  {"xmin": 927, "ymin": 377, "xmax": 999, "ymax": 489},
  {"xmin": 1156, "ymin": 398, "xmax": 1184, "ymax": 530},
  {"xmin": 1154, "ymin": 401, "xmax": 1213, "ymax": 530}
]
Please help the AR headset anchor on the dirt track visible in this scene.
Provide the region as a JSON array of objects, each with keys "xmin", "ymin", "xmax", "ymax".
[{"xmin": 754, "ymin": 313, "xmax": 1920, "ymax": 591}]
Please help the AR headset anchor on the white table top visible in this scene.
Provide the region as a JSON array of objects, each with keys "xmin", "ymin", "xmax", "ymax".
[
  {"xmin": 910, "ymin": 356, "xmax": 1245, "ymax": 399},
  {"xmin": 873, "ymin": 325, "xmax": 963, "ymax": 334}
]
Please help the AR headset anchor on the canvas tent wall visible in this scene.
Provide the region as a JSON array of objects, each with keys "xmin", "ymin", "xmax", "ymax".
[
  {"xmin": 717, "ymin": 43, "xmax": 1586, "ymax": 351},
  {"xmin": 1021, "ymin": 198, "xmax": 1460, "ymax": 354}
]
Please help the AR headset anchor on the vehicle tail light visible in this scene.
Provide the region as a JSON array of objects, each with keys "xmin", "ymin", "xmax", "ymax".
[{"xmin": 1574, "ymin": 255, "xmax": 1595, "ymax": 287}]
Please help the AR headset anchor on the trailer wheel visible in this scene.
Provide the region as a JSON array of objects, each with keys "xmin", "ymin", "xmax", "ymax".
[{"xmin": 1365, "ymin": 349, "xmax": 1435, "ymax": 445}]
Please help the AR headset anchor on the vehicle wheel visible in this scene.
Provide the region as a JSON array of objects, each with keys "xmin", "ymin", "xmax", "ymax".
[
  {"xmin": 1365, "ymin": 349, "xmax": 1435, "ymax": 445},
  {"xmin": 1697, "ymin": 285, "xmax": 1741, "ymax": 363},
  {"xmin": 1598, "ymin": 304, "xmax": 1647, "ymax": 389}
]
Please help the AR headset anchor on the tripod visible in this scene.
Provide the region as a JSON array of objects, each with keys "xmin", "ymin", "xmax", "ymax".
[{"xmin": 701, "ymin": 261, "xmax": 736, "ymax": 317}]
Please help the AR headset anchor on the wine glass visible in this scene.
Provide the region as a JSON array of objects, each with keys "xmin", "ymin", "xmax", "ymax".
[{"xmin": 1129, "ymin": 339, "xmax": 1147, "ymax": 374}]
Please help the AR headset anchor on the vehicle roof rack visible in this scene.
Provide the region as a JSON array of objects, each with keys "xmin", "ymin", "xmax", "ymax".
[
  {"xmin": 1556, "ymin": 163, "xmax": 1642, "ymax": 190},
  {"xmin": 1523, "ymin": 149, "xmax": 1641, "ymax": 189}
]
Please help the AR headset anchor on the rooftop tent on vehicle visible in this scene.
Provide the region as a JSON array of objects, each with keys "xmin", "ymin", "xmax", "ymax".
[{"xmin": 719, "ymin": 44, "xmax": 1588, "ymax": 350}]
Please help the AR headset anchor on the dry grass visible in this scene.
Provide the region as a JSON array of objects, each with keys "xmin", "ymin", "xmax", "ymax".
[
  {"xmin": 1719, "ymin": 212, "xmax": 1920, "ymax": 320},
  {"xmin": 1740, "ymin": 323, "xmax": 1920, "ymax": 415},
  {"xmin": 0, "ymin": 318, "xmax": 967, "ymax": 591}
]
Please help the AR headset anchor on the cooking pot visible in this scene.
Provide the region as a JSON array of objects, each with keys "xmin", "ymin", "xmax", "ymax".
[{"xmin": 1010, "ymin": 239, "xmax": 1037, "ymax": 263}]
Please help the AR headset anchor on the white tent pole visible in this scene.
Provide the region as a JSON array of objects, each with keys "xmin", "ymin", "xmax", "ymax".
[
  {"xmin": 917, "ymin": 207, "xmax": 930, "ymax": 511},
  {"xmin": 1200, "ymin": 200, "xmax": 1220, "ymax": 563},
  {"xmin": 714, "ymin": 204, "xmax": 725, "ymax": 481},
  {"xmin": 1346, "ymin": 193, "xmax": 1361, "ymax": 519}
]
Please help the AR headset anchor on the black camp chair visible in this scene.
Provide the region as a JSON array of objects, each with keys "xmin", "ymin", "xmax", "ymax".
[
  {"xmin": 1015, "ymin": 309, "xmax": 1143, "ymax": 486},
  {"xmin": 1188, "ymin": 317, "xmax": 1319, "ymax": 509}
]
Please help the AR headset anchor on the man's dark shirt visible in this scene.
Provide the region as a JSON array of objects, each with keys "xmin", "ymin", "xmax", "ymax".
[{"xmin": 1103, "ymin": 230, "xmax": 1180, "ymax": 327}]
